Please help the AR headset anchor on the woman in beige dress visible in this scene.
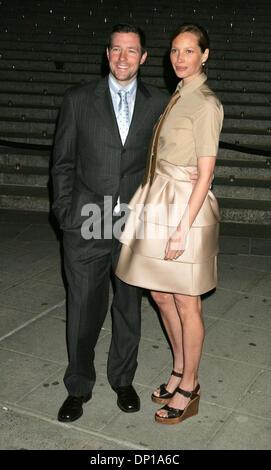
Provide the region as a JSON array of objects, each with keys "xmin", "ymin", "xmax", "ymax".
[{"xmin": 115, "ymin": 23, "xmax": 224, "ymax": 425}]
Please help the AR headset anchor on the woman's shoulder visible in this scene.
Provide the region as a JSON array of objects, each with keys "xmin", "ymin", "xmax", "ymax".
[
  {"xmin": 197, "ymin": 83, "xmax": 223, "ymax": 110},
  {"xmin": 191, "ymin": 83, "xmax": 224, "ymax": 125}
]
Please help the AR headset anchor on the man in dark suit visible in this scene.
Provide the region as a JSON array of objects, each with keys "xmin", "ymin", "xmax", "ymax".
[{"xmin": 52, "ymin": 23, "xmax": 170, "ymax": 422}]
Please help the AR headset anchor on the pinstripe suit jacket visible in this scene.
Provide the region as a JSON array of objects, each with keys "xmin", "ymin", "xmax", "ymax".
[{"xmin": 52, "ymin": 76, "xmax": 169, "ymax": 244}]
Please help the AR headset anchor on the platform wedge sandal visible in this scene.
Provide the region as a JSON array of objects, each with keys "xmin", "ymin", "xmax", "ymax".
[
  {"xmin": 151, "ymin": 370, "xmax": 183, "ymax": 405},
  {"xmin": 155, "ymin": 383, "xmax": 200, "ymax": 425}
]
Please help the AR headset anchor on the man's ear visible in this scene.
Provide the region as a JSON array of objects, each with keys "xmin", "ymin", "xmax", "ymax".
[{"xmin": 140, "ymin": 51, "xmax": 148, "ymax": 65}]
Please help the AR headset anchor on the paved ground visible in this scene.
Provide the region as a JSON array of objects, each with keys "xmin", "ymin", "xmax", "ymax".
[{"xmin": 0, "ymin": 210, "xmax": 270, "ymax": 451}]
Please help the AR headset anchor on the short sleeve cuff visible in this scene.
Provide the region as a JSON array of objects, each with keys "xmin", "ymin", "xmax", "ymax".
[{"xmin": 196, "ymin": 144, "xmax": 218, "ymax": 158}]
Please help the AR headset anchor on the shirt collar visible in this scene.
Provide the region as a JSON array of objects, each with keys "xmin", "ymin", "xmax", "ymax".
[
  {"xmin": 108, "ymin": 74, "xmax": 137, "ymax": 96},
  {"xmin": 176, "ymin": 73, "xmax": 207, "ymax": 97}
]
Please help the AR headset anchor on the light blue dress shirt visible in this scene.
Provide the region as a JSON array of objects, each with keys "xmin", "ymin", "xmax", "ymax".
[{"xmin": 108, "ymin": 74, "xmax": 137, "ymax": 126}]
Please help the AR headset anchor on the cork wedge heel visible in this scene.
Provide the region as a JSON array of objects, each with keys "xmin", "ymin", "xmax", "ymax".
[{"xmin": 155, "ymin": 383, "xmax": 200, "ymax": 425}]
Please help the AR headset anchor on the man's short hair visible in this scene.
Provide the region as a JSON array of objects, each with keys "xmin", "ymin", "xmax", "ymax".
[{"xmin": 107, "ymin": 23, "xmax": 146, "ymax": 54}]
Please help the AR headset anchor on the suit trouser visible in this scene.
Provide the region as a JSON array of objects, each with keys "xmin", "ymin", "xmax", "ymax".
[{"xmin": 62, "ymin": 232, "xmax": 143, "ymax": 397}]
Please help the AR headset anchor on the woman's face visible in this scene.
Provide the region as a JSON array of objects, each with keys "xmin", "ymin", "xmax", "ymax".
[{"xmin": 170, "ymin": 31, "xmax": 209, "ymax": 84}]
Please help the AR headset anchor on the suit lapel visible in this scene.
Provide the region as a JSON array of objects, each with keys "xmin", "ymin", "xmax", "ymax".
[
  {"xmin": 125, "ymin": 80, "xmax": 152, "ymax": 146},
  {"xmin": 93, "ymin": 77, "xmax": 153, "ymax": 147},
  {"xmin": 93, "ymin": 77, "xmax": 121, "ymax": 142}
]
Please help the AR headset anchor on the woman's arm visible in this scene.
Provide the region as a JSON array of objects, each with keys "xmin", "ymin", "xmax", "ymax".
[
  {"xmin": 165, "ymin": 156, "xmax": 216, "ymax": 260},
  {"xmin": 165, "ymin": 96, "xmax": 223, "ymax": 260},
  {"xmin": 186, "ymin": 156, "xmax": 216, "ymax": 226}
]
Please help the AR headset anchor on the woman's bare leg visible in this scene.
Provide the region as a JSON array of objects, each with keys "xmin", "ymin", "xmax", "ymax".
[
  {"xmin": 156, "ymin": 294, "xmax": 204, "ymax": 417},
  {"xmin": 150, "ymin": 291, "xmax": 184, "ymax": 395}
]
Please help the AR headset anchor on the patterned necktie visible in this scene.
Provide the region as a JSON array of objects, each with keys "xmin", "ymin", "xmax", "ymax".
[
  {"xmin": 113, "ymin": 89, "xmax": 130, "ymax": 215},
  {"xmin": 142, "ymin": 91, "xmax": 180, "ymax": 186},
  {"xmin": 117, "ymin": 89, "xmax": 130, "ymax": 145}
]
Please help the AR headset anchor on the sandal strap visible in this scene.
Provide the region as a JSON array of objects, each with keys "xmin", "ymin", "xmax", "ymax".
[
  {"xmin": 154, "ymin": 372, "xmax": 182, "ymax": 399},
  {"xmin": 158, "ymin": 404, "xmax": 183, "ymax": 419},
  {"xmin": 176, "ymin": 383, "xmax": 200, "ymax": 399},
  {"xmin": 159, "ymin": 383, "xmax": 173, "ymax": 398},
  {"xmin": 171, "ymin": 370, "xmax": 183, "ymax": 378}
]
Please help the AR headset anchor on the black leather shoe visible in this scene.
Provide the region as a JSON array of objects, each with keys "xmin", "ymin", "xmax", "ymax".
[
  {"xmin": 113, "ymin": 385, "xmax": 140, "ymax": 413},
  {"xmin": 57, "ymin": 392, "xmax": 92, "ymax": 422}
]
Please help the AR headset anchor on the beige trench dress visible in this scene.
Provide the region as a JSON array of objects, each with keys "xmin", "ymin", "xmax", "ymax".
[{"xmin": 116, "ymin": 74, "xmax": 224, "ymax": 295}]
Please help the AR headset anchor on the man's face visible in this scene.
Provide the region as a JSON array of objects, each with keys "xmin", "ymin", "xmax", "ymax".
[{"xmin": 106, "ymin": 32, "xmax": 147, "ymax": 86}]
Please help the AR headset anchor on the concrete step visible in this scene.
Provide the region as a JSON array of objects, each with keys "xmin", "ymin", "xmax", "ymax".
[
  {"xmin": 0, "ymin": 0, "xmax": 269, "ymax": 11},
  {"xmin": 1, "ymin": 83, "xmax": 271, "ymax": 107},
  {"xmin": 1, "ymin": 88, "xmax": 271, "ymax": 115},
  {"xmin": 208, "ymin": 59, "xmax": 271, "ymax": 72},
  {"xmin": 208, "ymin": 80, "xmax": 271, "ymax": 93},
  {"xmin": 0, "ymin": 146, "xmax": 50, "ymax": 168},
  {"xmin": 2, "ymin": 21, "xmax": 271, "ymax": 38},
  {"xmin": 0, "ymin": 118, "xmax": 56, "ymax": 134},
  {"xmin": 1, "ymin": 148, "xmax": 268, "ymax": 176},
  {"xmin": 217, "ymin": 197, "xmax": 271, "ymax": 225},
  {"xmin": 2, "ymin": 10, "xmax": 270, "ymax": 22},
  {"xmin": 0, "ymin": 123, "xmax": 263, "ymax": 146},
  {"xmin": 215, "ymin": 159, "xmax": 271, "ymax": 179},
  {"xmin": 2, "ymin": 46, "xmax": 271, "ymax": 63},
  {"xmin": 216, "ymin": 90, "xmax": 271, "ymax": 105},
  {"xmin": 219, "ymin": 221, "xmax": 271, "ymax": 239},
  {"xmin": 1, "ymin": 207, "xmax": 270, "ymax": 243},
  {"xmin": 0, "ymin": 165, "xmax": 49, "ymax": 186},
  {"xmin": 0, "ymin": 69, "xmax": 99, "ymax": 83},
  {"xmin": 1, "ymin": 38, "xmax": 271, "ymax": 55},
  {"xmin": 0, "ymin": 40, "xmax": 107, "ymax": 55},
  {"xmin": 1, "ymin": 117, "xmax": 270, "ymax": 139},
  {"xmin": 1, "ymin": 162, "xmax": 270, "ymax": 201},
  {"xmin": 1, "ymin": 59, "xmax": 271, "ymax": 76},
  {"xmin": 0, "ymin": 131, "xmax": 270, "ymax": 153},
  {"xmin": 220, "ymin": 129, "xmax": 271, "ymax": 146},
  {"xmin": 0, "ymin": 184, "xmax": 49, "ymax": 211},
  {"xmin": 0, "ymin": 59, "xmax": 104, "ymax": 74},
  {"xmin": 1, "ymin": 50, "xmax": 271, "ymax": 70},
  {"xmin": 1, "ymin": 99, "xmax": 271, "ymax": 121},
  {"xmin": 213, "ymin": 177, "xmax": 271, "ymax": 201},
  {"xmin": 0, "ymin": 89, "xmax": 65, "ymax": 107},
  {"xmin": 1, "ymin": 24, "xmax": 271, "ymax": 41},
  {"xmin": 143, "ymin": 76, "xmax": 271, "ymax": 99},
  {"xmin": 3, "ymin": 110, "xmax": 270, "ymax": 134},
  {"xmin": 223, "ymin": 116, "xmax": 271, "ymax": 131},
  {"xmin": 0, "ymin": 184, "xmax": 270, "ymax": 225},
  {"xmin": 0, "ymin": 70, "xmax": 268, "ymax": 89},
  {"xmin": 222, "ymin": 104, "xmax": 271, "ymax": 118},
  {"xmin": 0, "ymin": 0, "xmax": 270, "ymax": 229},
  {"xmin": 0, "ymin": 131, "xmax": 53, "ymax": 146},
  {"xmin": 217, "ymin": 149, "xmax": 270, "ymax": 163},
  {"xmin": 1, "ymin": 77, "xmax": 271, "ymax": 104},
  {"xmin": 0, "ymin": 105, "xmax": 59, "ymax": 120},
  {"xmin": 0, "ymin": 182, "xmax": 270, "ymax": 226}
]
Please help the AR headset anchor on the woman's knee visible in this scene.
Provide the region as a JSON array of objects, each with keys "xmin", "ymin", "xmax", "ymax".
[
  {"xmin": 174, "ymin": 294, "xmax": 201, "ymax": 317},
  {"xmin": 151, "ymin": 290, "xmax": 173, "ymax": 306}
]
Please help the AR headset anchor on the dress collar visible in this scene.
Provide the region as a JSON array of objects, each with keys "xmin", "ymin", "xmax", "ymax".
[{"xmin": 176, "ymin": 73, "xmax": 207, "ymax": 97}]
